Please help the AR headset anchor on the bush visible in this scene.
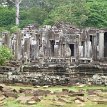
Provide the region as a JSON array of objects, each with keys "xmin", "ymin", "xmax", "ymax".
[{"xmin": 0, "ymin": 46, "xmax": 12, "ymax": 65}]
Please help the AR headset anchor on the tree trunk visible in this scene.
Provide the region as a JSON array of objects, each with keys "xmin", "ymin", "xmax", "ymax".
[{"xmin": 15, "ymin": 0, "xmax": 20, "ymax": 25}]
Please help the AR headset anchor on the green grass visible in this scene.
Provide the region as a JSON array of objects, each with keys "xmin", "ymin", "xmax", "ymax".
[
  {"xmin": 8, "ymin": 85, "xmax": 107, "ymax": 91},
  {"xmin": 4, "ymin": 97, "xmax": 107, "ymax": 107},
  {"xmin": 4, "ymin": 99, "xmax": 37, "ymax": 107},
  {"xmin": 3, "ymin": 85, "xmax": 107, "ymax": 107}
]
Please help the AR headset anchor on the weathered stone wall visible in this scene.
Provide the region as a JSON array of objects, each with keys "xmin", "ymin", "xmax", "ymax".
[
  {"xmin": 0, "ymin": 64, "xmax": 107, "ymax": 85},
  {"xmin": 0, "ymin": 65, "xmax": 77, "ymax": 85}
]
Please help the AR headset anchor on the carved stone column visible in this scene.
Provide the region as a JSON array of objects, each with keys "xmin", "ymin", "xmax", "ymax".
[
  {"xmin": 99, "ymin": 32, "xmax": 104, "ymax": 58},
  {"xmin": 3, "ymin": 32, "xmax": 10, "ymax": 47}
]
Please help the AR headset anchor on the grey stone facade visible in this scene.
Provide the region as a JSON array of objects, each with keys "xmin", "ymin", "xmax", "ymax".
[
  {"xmin": 1, "ymin": 24, "xmax": 107, "ymax": 64},
  {"xmin": 1, "ymin": 23, "xmax": 107, "ymax": 85}
]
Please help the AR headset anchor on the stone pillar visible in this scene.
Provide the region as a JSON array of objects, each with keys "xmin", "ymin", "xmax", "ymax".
[
  {"xmin": 39, "ymin": 31, "xmax": 47, "ymax": 57},
  {"xmin": 79, "ymin": 46, "xmax": 83, "ymax": 57},
  {"xmin": 99, "ymin": 32, "xmax": 104, "ymax": 58},
  {"xmin": 75, "ymin": 39, "xmax": 79, "ymax": 62},
  {"xmin": 59, "ymin": 42, "xmax": 63, "ymax": 57},
  {"xmin": 35, "ymin": 34, "xmax": 39, "ymax": 58},
  {"xmin": 54, "ymin": 44, "xmax": 59, "ymax": 57},
  {"xmin": 62, "ymin": 44, "xmax": 65, "ymax": 57},
  {"xmin": 17, "ymin": 32, "xmax": 22, "ymax": 60},
  {"xmin": 65, "ymin": 44, "xmax": 71, "ymax": 57},
  {"xmin": 24, "ymin": 38, "xmax": 30, "ymax": 63},
  {"xmin": 84, "ymin": 41, "xmax": 87, "ymax": 57},
  {"xmin": 14, "ymin": 32, "xmax": 22, "ymax": 60},
  {"xmin": 92, "ymin": 36, "xmax": 97, "ymax": 60},
  {"xmin": 84, "ymin": 41, "xmax": 92, "ymax": 58},
  {"xmin": 12, "ymin": 35, "xmax": 16, "ymax": 57},
  {"xmin": 30, "ymin": 41, "xmax": 37, "ymax": 60},
  {"xmin": 3, "ymin": 32, "xmax": 10, "ymax": 47},
  {"xmin": 87, "ymin": 41, "xmax": 92, "ymax": 58},
  {"xmin": 15, "ymin": 34, "xmax": 18, "ymax": 60}
]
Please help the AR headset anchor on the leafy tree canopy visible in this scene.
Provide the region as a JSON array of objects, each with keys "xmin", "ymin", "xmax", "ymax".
[{"xmin": 0, "ymin": 0, "xmax": 107, "ymax": 30}]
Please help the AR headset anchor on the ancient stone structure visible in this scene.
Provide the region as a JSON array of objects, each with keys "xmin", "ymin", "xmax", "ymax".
[
  {"xmin": 1, "ymin": 23, "xmax": 107, "ymax": 85},
  {"xmin": 1, "ymin": 24, "xmax": 107, "ymax": 64}
]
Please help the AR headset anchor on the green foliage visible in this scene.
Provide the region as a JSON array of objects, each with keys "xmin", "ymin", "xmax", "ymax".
[
  {"xmin": 27, "ymin": 7, "xmax": 48, "ymax": 25},
  {"xmin": 44, "ymin": 1, "xmax": 89, "ymax": 27},
  {"xmin": 0, "ymin": 46, "xmax": 12, "ymax": 65},
  {"xmin": 0, "ymin": 27, "xmax": 7, "ymax": 33},
  {"xmin": 10, "ymin": 26, "xmax": 20, "ymax": 33},
  {"xmin": 0, "ymin": 27, "xmax": 8, "ymax": 37},
  {"xmin": 84, "ymin": 2, "xmax": 107, "ymax": 28},
  {"xmin": 1, "ymin": 0, "xmax": 107, "ymax": 29},
  {"xmin": 0, "ymin": 7, "xmax": 15, "ymax": 28}
]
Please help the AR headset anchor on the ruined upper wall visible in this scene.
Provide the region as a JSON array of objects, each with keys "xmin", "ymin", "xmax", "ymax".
[{"xmin": 0, "ymin": 24, "xmax": 106, "ymax": 66}]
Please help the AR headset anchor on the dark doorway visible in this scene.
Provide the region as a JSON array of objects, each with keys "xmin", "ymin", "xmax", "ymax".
[
  {"xmin": 50, "ymin": 40, "xmax": 55, "ymax": 56},
  {"xmin": 104, "ymin": 32, "xmax": 107, "ymax": 57},
  {"xmin": 69, "ymin": 44, "xmax": 74, "ymax": 56},
  {"xmin": 90, "ymin": 35, "xmax": 93, "ymax": 43}
]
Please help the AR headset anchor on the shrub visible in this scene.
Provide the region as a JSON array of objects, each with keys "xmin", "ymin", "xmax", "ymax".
[{"xmin": 0, "ymin": 46, "xmax": 12, "ymax": 65}]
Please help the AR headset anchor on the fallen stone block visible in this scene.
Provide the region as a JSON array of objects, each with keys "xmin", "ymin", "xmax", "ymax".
[
  {"xmin": 17, "ymin": 95, "xmax": 34, "ymax": 104},
  {"xmin": 43, "ymin": 85, "xmax": 49, "ymax": 88},
  {"xmin": 52, "ymin": 101, "xmax": 65, "ymax": 106},
  {"xmin": 27, "ymin": 100, "xmax": 36, "ymax": 105},
  {"xmin": 17, "ymin": 95, "xmax": 41, "ymax": 105},
  {"xmin": 58, "ymin": 97, "xmax": 72, "ymax": 103},
  {"xmin": 3, "ymin": 91, "xmax": 18, "ymax": 98},
  {"xmin": 33, "ymin": 96, "xmax": 41, "ymax": 102},
  {"xmin": 33, "ymin": 89, "xmax": 51, "ymax": 96},
  {"xmin": 62, "ymin": 89, "xmax": 69, "ymax": 92},
  {"xmin": 74, "ymin": 97, "xmax": 85, "ymax": 102},
  {"xmin": 69, "ymin": 92, "xmax": 84, "ymax": 97},
  {"xmin": 97, "ymin": 100, "xmax": 107, "ymax": 104},
  {"xmin": 34, "ymin": 86, "xmax": 41, "ymax": 88},
  {"xmin": 0, "ymin": 91, "xmax": 3, "ymax": 96},
  {"xmin": 0, "ymin": 84, "xmax": 5, "ymax": 91},
  {"xmin": 69, "ymin": 90, "xmax": 76, "ymax": 94},
  {"xmin": 0, "ymin": 101, "xmax": 4, "ymax": 106},
  {"xmin": 0, "ymin": 95, "xmax": 5, "ymax": 101},
  {"xmin": 19, "ymin": 88, "xmax": 25, "ymax": 93}
]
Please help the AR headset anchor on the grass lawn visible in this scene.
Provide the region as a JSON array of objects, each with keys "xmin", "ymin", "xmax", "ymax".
[{"xmin": 3, "ymin": 85, "xmax": 107, "ymax": 107}]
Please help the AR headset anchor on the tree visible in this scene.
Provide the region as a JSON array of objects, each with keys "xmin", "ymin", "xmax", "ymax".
[
  {"xmin": 84, "ymin": 2, "xmax": 107, "ymax": 28},
  {"xmin": 0, "ymin": 46, "xmax": 12, "ymax": 65},
  {"xmin": 45, "ymin": 0, "xmax": 89, "ymax": 27},
  {"xmin": 0, "ymin": 7, "xmax": 15, "ymax": 28},
  {"xmin": 27, "ymin": 7, "xmax": 48, "ymax": 25},
  {"xmin": 1, "ymin": 0, "xmax": 107, "ymax": 28},
  {"xmin": 9, "ymin": 0, "xmax": 22, "ymax": 25}
]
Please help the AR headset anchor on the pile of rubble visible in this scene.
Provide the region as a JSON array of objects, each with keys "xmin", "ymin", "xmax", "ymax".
[
  {"xmin": 0, "ymin": 84, "xmax": 107, "ymax": 106},
  {"xmin": 0, "ymin": 84, "xmax": 51, "ymax": 105}
]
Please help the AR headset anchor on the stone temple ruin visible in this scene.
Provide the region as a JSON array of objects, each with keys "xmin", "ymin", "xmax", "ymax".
[{"xmin": 1, "ymin": 23, "xmax": 107, "ymax": 85}]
